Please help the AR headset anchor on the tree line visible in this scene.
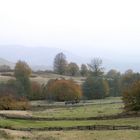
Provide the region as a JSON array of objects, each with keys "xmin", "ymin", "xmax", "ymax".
[
  {"xmin": 53, "ymin": 52, "xmax": 88, "ymax": 76},
  {"xmin": 0, "ymin": 52, "xmax": 140, "ymax": 111},
  {"xmin": 53, "ymin": 52, "xmax": 140, "ymax": 111}
]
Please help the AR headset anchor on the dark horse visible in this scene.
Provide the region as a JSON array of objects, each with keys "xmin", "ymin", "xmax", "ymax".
[{"xmin": 65, "ymin": 99, "xmax": 80, "ymax": 105}]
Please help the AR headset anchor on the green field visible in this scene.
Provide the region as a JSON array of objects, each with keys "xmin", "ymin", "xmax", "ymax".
[
  {"xmin": 0, "ymin": 117, "xmax": 140, "ymax": 129},
  {"xmin": 32, "ymin": 97, "xmax": 123, "ymax": 118},
  {"xmin": 0, "ymin": 97, "xmax": 139, "ymax": 140}
]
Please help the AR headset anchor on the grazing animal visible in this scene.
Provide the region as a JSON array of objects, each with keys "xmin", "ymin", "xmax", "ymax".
[{"xmin": 65, "ymin": 100, "xmax": 80, "ymax": 105}]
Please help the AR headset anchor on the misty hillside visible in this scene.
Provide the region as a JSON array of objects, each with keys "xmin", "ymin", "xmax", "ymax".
[
  {"xmin": 0, "ymin": 58, "xmax": 15, "ymax": 68},
  {"xmin": 0, "ymin": 45, "xmax": 139, "ymax": 72},
  {"xmin": 0, "ymin": 45, "xmax": 89, "ymax": 71}
]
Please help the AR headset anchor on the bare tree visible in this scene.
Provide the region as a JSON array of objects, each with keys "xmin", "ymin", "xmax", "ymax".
[
  {"xmin": 88, "ymin": 58, "xmax": 104, "ymax": 76},
  {"xmin": 80, "ymin": 64, "xmax": 88, "ymax": 76}
]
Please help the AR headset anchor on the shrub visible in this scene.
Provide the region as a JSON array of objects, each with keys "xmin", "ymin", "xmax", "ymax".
[
  {"xmin": 123, "ymin": 81, "xmax": 140, "ymax": 111},
  {"xmin": 0, "ymin": 94, "xmax": 30, "ymax": 110},
  {"xmin": 46, "ymin": 79, "xmax": 82, "ymax": 101},
  {"xmin": 29, "ymin": 81, "xmax": 45, "ymax": 100}
]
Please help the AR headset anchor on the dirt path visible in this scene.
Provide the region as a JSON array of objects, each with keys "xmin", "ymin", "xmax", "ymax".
[
  {"xmin": 0, "ymin": 128, "xmax": 32, "ymax": 138},
  {"xmin": 0, "ymin": 111, "xmax": 32, "ymax": 117}
]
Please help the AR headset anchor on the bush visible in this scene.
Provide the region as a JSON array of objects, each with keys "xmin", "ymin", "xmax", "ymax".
[
  {"xmin": 46, "ymin": 79, "xmax": 82, "ymax": 101},
  {"xmin": 123, "ymin": 81, "xmax": 140, "ymax": 111},
  {"xmin": 0, "ymin": 95, "xmax": 30, "ymax": 110},
  {"xmin": 29, "ymin": 81, "xmax": 45, "ymax": 100}
]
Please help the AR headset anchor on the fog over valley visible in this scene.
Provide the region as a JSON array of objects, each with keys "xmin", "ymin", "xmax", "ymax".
[
  {"xmin": 0, "ymin": 45, "xmax": 140, "ymax": 72},
  {"xmin": 0, "ymin": 0, "xmax": 140, "ymax": 72}
]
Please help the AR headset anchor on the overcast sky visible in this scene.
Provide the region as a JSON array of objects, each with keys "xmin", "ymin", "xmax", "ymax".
[{"xmin": 0, "ymin": 0, "xmax": 140, "ymax": 66}]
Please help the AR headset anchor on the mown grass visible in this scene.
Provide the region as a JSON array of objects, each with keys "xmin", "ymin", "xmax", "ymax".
[
  {"xmin": 0, "ymin": 117, "xmax": 140, "ymax": 129},
  {"xmin": 32, "ymin": 97, "xmax": 123, "ymax": 118}
]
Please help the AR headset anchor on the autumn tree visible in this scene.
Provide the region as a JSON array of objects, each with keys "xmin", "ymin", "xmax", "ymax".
[
  {"xmin": 0, "ymin": 94, "xmax": 30, "ymax": 110},
  {"xmin": 29, "ymin": 81, "xmax": 45, "ymax": 100},
  {"xmin": 106, "ymin": 69, "xmax": 122, "ymax": 96},
  {"xmin": 53, "ymin": 52, "xmax": 68, "ymax": 75},
  {"xmin": 46, "ymin": 79, "xmax": 82, "ymax": 101},
  {"xmin": 122, "ymin": 69, "xmax": 134, "ymax": 89},
  {"xmin": 0, "ymin": 80, "xmax": 30, "ymax": 110},
  {"xmin": 67, "ymin": 62, "xmax": 79, "ymax": 76},
  {"xmin": 80, "ymin": 64, "xmax": 88, "ymax": 76},
  {"xmin": 14, "ymin": 60, "xmax": 32, "ymax": 97},
  {"xmin": 121, "ymin": 70, "xmax": 140, "ymax": 94},
  {"xmin": 123, "ymin": 81, "xmax": 140, "ymax": 111}
]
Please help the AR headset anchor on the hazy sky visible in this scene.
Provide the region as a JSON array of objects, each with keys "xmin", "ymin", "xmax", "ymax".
[{"xmin": 0, "ymin": 0, "xmax": 140, "ymax": 59}]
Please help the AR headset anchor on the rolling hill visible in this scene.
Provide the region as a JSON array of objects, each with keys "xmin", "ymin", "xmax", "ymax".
[
  {"xmin": 0, "ymin": 45, "xmax": 139, "ymax": 72},
  {"xmin": 0, "ymin": 45, "xmax": 89, "ymax": 71},
  {"xmin": 0, "ymin": 58, "xmax": 15, "ymax": 68}
]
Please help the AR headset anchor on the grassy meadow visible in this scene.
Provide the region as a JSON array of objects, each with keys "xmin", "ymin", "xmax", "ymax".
[
  {"xmin": 0, "ymin": 117, "xmax": 140, "ymax": 129},
  {"xmin": 0, "ymin": 72, "xmax": 85, "ymax": 85},
  {"xmin": 31, "ymin": 97, "xmax": 123, "ymax": 118},
  {"xmin": 0, "ymin": 73, "xmax": 139, "ymax": 140},
  {"xmin": 0, "ymin": 97, "xmax": 140, "ymax": 140}
]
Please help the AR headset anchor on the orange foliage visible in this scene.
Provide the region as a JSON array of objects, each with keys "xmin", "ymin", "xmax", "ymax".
[
  {"xmin": 123, "ymin": 81, "xmax": 140, "ymax": 111},
  {"xmin": 46, "ymin": 79, "xmax": 82, "ymax": 101},
  {"xmin": 0, "ymin": 94, "xmax": 30, "ymax": 110},
  {"xmin": 29, "ymin": 81, "xmax": 45, "ymax": 100}
]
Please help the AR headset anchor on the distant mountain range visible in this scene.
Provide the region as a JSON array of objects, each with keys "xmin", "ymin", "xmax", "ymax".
[
  {"xmin": 0, "ymin": 45, "xmax": 89, "ymax": 71},
  {"xmin": 0, "ymin": 58, "xmax": 15, "ymax": 68},
  {"xmin": 0, "ymin": 45, "xmax": 139, "ymax": 72}
]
